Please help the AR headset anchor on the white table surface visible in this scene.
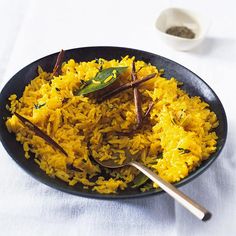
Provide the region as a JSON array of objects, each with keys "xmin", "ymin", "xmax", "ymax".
[{"xmin": 0, "ymin": 0, "xmax": 236, "ymax": 235}]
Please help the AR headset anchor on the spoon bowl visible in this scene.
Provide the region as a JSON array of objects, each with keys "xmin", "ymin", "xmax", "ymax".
[{"xmin": 94, "ymin": 158, "xmax": 128, "ymax": 169}]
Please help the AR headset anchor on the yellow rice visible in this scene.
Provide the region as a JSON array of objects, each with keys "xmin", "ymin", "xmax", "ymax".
[{"xmin": 5, "ymin": 56, "xmax": 219, "ymax": 194}]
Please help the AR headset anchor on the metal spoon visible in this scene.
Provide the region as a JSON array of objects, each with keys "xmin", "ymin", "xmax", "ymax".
[{"xmin": 94, "ymin": 154, "xmax": 211, "ymax": 221}]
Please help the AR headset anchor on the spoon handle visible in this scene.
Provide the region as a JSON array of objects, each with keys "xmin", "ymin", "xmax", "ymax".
[{"xmin": 130, "ymin": 160, "xmax": 211, "ymax": 221}]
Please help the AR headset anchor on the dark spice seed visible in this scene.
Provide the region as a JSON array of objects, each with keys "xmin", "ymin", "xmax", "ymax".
[
  {"xmin": 62, "ymin": 98, "xmax": 69, "ymax": 104},
  {"xmin": 34, "ymin": 103, "xmax": 46, "ymax": 109},
  {"xmin": 178, "ymin": 148, "xmax": 191, "ymax": 154}
]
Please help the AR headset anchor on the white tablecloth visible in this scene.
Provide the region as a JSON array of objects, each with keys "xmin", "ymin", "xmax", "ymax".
[{"xmin": 0, "ymin": 0, "xmax": 236, "ymax": 235}]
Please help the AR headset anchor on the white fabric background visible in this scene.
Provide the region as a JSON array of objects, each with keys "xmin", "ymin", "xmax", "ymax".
[{"xmin": 0, "ymin": 0, "xmax": 235, "ymax": 235}]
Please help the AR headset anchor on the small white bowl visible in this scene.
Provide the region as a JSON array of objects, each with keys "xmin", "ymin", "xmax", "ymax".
[{"xmin": 155, "ymin": 8, "xmax": 210, "ymax": 51}]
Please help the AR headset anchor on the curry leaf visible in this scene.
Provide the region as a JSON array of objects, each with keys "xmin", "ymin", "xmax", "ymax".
[
  {"xmin": 132, "ymin": 172, "xmax": 149, "ymax": 188},
  {"xmin": 74, "ymin": 67, "xmax": 127, "ymax": 96}
]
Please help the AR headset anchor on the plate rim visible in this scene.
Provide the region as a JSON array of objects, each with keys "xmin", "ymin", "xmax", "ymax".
[{"xmin": 0, "ymin": 46, "xmax": 228, "ymax": 199}]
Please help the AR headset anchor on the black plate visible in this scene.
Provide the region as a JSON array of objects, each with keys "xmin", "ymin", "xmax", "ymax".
[{"xmin": 0, "ymin": 46, "xmax": 227, "ymax": 199}]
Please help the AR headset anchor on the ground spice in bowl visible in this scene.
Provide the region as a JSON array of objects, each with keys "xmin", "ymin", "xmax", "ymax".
[{"xmin": 166, "ymin": 26, "xmax": 195, "ymax": 39}]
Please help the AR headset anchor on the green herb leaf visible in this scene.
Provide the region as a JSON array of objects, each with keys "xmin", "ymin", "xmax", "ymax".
[
  {"xmin": 116, "ymin": 172, "xmax": 124, "ymax": 180},
  {"xmin": 74, "ymin": 67, "xmax": 127, "ymax": 96},
  {"xmin": 140, "ymin": 182, "xmax": 153, "ymax": 192},
  {"xmin": 132, "ymin": 172, "xmax": 149, "ymax": 188},
  {"xmin": 34, "ymin": 103, "xmax": 46, "ymax": 109}
]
